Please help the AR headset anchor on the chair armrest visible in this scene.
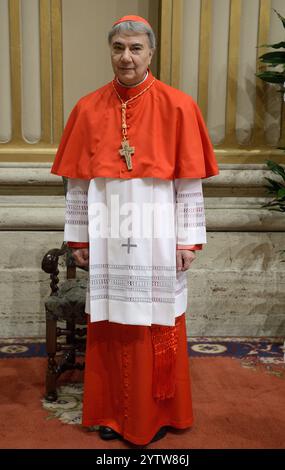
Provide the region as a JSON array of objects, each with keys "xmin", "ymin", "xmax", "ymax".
[
  {"xmin": 42, "ymin": 242, "xmax": 69, "ymax": 296},
  {"xmin": 42, "ymin": 242, "xmax": 68, "ymax": 274}
]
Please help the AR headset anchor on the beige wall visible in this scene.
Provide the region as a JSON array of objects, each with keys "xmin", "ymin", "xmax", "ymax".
[
  {"xmin": 1, "ymin": 0, "xmax": 284, "ymax": 149},
  {"xmin": 0, "ymin": 0, "xmax": 42, "ymax": 143},
  {"xmin": 62, "ymin": 0, "xmax": 159, "ymax": 122},
  {"xmin": 0, "ymin": 0, "xmax": 11, "ymax": 142},
  {"xmin": 21, "ymin": 0, "xmax": 41, "ymax": 143},
  {"xmin": 0, "ymin": 0, "xmax": 159, "ymax": 142},
  {"xmin": 180, "ymin": 0, "xmax": 285, "ymax": 145}
]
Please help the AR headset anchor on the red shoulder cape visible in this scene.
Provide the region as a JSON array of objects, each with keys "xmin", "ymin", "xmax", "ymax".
[{"xmin": 51, "ymin": 71, "xmax": 219, "ymax": 180}]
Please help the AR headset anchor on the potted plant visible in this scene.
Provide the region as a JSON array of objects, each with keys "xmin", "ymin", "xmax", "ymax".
[
  {"xmin": 256, "ymin": 9, "xmax": 285, "ymax": 106},
  {"xmin": 264, "ymin": 159, "xmax": 285, "ymax": 211},
  {"xmin": 257, "ymin": 12, "xmax": 285, "ymax": 358},
  {"xmin": 256, "ymin": 10, "xmax": 285, "ymax": 210}
]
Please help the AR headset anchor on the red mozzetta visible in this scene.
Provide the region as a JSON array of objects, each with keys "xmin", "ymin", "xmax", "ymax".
[{"xmin": 51, "ymin": 70, "xmax": 218, "ymax": 180}]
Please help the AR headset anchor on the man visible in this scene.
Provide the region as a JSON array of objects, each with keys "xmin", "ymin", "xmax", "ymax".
[{"xmin": 51, "ymin": 15, "xmax": 218, "ymax": 446}]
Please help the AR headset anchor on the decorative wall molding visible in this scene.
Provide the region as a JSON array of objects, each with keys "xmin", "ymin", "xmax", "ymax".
[
  {"xmin": 0, "ymin": 163, "xmax": 284, "ymax": 231},
  {"xmin": 0, "ymin": 162, "xmax": 61, "ymax": 194},
  {"xmin": 0, "ymin": 161, "xmax": 275, "ymax": 190}
]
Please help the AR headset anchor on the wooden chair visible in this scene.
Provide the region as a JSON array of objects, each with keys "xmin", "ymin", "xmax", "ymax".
[{"xmin": 41, "ymin": 243, "xmax": 87, "ymax": 401}]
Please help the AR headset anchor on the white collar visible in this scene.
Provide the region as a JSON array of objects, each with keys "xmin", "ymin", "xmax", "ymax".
[{"xmin": 116, "ymin": 70, "xmax": 149, "ymax": 88}]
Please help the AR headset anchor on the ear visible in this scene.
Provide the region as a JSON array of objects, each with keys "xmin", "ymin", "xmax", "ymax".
[{"xmin": 148, "ymin": 49, "xmax": 154, "ymax": 64}]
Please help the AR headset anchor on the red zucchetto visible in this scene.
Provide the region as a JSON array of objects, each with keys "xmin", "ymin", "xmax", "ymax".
[{"xmin": 112, "ymin": 15, "xmax": 152, "ymax": 28}]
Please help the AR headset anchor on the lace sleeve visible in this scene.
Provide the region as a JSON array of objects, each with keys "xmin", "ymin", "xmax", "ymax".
[
  {"xmin": 175, "ymin": 178, "xmax": 207, "ymax": 245},
  {"xmin": 64, "ymin": 179, "xmax": 90, "ymax": 243}
]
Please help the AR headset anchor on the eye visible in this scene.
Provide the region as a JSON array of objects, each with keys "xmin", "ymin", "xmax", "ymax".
[
  {"xmin": 113, "ymin": 45, "xmax": 123, "ymax": 51},
  {"xmin": 131, "ymin": 47, "xmax": 142, "ymax": 53}
]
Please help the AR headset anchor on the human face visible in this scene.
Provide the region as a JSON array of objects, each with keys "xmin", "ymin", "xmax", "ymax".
[{"xmin": 110, "ymin": 32, "xmax": 154, "ymax": 86}]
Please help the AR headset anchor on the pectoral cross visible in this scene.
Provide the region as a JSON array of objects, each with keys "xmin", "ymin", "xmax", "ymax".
[{"xmin": 119, "ymin": 140, "xmax": 135, "ymax": 171}]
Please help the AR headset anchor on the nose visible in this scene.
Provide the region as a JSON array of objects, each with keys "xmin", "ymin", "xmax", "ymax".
[{"xmin": 121, "ymin": 48, "xmax": 132, "ymax": 62}]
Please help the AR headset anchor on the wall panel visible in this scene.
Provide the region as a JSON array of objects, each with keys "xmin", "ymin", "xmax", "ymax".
[
  {"xmin": 0, "ymin": 0, "xmax": 12, "ymax": 142},
  {"xmin": 178, "ymin": 0, "xmax": 285, "ymax": 159}
]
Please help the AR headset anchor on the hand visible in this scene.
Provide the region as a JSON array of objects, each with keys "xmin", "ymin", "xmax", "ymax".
[
  {"xmin": 176, "ymin": 250, "xmax": 196, "ymax": 272},
  {"xmin": 72, "ymin": 248, "xmax": 89, "ymax": 268}
]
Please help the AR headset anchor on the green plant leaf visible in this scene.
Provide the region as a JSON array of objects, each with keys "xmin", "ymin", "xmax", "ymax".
[
  {"xmin": 274, "ymin": 9, "xmax": 285, "ymax": 29},
  {"xmin": 268, "ymin": 63, "xmax": 285, "ymax": 68},
  {"xmin": 259, "ymin": 51, "xmax": 285, "ymax": 63},
  {"xmin": 269, "ymin": 207, "xmax": 285, "ymax": 212},
  {"xmin": 263, "ymin": 199, "xmax": 285, "ymax": 210},
  {"xmin": 274, "ymin": 205, "xmax": 285, "ymax": 211},
  {"xmin": 277, "ymin": 188, "xmax": 285, "ymax": 198},
  {"xmin": 261, "ymin": 199, "xmax": 285, "ymax": 212},
  {"xmin": 264, "ymin": 178, "xmax": 284, "ymax": 193},
  {"xmin": 258, "ymin": 42, "xmax": 285, "ymax": 49},
  {"xmin": 266, "ymin": 160, "xmax": 285, "ymax": 180},
  {"xmin": 256, "ymin": 71, "xmax": 285, "ymax": 83}
]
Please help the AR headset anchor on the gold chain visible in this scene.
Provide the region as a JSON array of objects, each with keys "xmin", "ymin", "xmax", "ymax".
[{"xmin": 112, "ymin": 78, "xmax": 155, "ymax": 141}]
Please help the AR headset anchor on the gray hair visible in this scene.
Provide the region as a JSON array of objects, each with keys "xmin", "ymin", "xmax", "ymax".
[{"xmin": 108, "ymin": 21, "xmax": 156, "ymax": 50}]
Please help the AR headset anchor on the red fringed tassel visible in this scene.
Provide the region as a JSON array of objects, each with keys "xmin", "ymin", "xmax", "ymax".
[{"xmin": 151, "ymin": 317, "xmax": 181, "ymax": 400}]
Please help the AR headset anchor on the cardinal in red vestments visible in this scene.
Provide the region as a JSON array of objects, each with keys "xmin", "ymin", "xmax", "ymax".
[{"xmin": 51, "ymin": 14, "xmax": 219, "ymax": 446}]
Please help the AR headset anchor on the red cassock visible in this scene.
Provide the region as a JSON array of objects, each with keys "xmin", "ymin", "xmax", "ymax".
[
  {"xmin": 51, "ymin": 70, "xmax": 218, "ymax": 445},
  {"xmin": 82, "ymin": 314, "xmax": 193, "ymax": 445}
]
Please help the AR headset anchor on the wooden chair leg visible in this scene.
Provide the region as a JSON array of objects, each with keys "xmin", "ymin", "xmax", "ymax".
[{"xmin": 45, "ymin": 316, "xmax": 58, "ymax": 402}]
